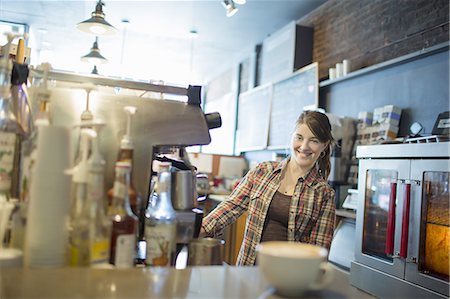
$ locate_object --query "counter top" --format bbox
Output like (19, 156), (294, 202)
(1, 264), (375, 298)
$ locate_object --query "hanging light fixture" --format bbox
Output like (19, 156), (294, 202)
(222, 0), (238, 17)
(81, 37), (108, 65)
(77, 0), (117, 36)
(233, 0), (246, 4)
(91, 65), (99, 74)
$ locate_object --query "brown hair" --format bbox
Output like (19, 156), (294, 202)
(296, 110), (335, 180)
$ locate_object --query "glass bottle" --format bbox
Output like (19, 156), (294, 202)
(107, 106), (140, 217)
(86, 135), (111, 265)
(106, 145), (139, 217)
(108, 161), (138, 268)
(68, 182), (90, 266)
(145, 162), (177, 267)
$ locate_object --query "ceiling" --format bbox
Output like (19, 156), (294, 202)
(0, 0), (326, 86)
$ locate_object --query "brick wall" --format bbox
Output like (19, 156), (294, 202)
(297, 0), (449, 79)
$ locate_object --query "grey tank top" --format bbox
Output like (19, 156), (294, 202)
(260, 191), (292, 242)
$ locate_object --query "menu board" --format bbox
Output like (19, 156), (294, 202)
(236, 84), (272, 153)
(268, 62), (318, 149)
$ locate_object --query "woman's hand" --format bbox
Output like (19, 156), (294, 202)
(198, 227), (207, 238)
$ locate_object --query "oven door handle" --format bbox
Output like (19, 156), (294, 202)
(385, 182), (397, 256)
(400, 183), (411, 259)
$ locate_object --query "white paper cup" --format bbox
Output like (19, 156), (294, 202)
(343, 59), (351, 75)
(335, 63), (343, 78)
(329, 68), (336, 80)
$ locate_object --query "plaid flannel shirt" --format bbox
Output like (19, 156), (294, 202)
(202, 158), (336, 266)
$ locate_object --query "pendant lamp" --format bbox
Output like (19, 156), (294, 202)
(77, 0), (117, 36)
(81, 37), (108, 65)
(91, 65), (99, 74)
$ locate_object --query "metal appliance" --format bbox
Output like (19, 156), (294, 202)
(350, 142), (449, 298)
(28, 69), (221, 264)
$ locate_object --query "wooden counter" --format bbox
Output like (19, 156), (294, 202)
(1, 264), (375, 298)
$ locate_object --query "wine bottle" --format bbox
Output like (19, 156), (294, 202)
(108, 161), (138, 268)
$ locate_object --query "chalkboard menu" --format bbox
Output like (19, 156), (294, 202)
(268, 62), (318, 149)
(236, 84), (272, 153)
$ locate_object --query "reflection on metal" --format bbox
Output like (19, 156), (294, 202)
(27, 83), (210, 201)
(30, 68), (188, 96)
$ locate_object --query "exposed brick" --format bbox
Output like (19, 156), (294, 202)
(297, 0), (449, 79)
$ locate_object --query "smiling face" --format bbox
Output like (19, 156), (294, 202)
(290, 123), (328, 172)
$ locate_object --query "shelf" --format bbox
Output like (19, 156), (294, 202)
(319, 42), (449, 88)
(336, 209), (356, 219)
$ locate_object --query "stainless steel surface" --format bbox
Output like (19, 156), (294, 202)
(174, 210), (197, 244)
(329, 218), (356, 270)
(30, 69), (188, 96)
(187, 238), (225, 266)
(27, 83), (211, 201)
(353, 143), (450, 297)
(406, 160), (450, 295)
(356, 142), (450, 159)
(171, 170), (197, 210)
(1, 264), (376, 299)
(351, 261), (446, 299)
(355, 159), (408, 277)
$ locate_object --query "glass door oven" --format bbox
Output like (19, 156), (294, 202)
(352, 143), (449, 299)
(406, 160), (449, 295)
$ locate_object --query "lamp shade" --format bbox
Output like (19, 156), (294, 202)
(77, 0), (117, 36)
(81, 38), (108, 64)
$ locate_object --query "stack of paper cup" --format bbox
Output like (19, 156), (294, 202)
(343, 59), (351, 75)
(335, 63), (343, 78)
(329, 68), (336, 80)
(24, 125), (72, 268)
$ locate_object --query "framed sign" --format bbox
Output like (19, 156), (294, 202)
(236, 84), (272, 153)
(268, 62), (318, 149)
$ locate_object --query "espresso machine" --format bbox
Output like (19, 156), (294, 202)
(28, 69), (221, 265)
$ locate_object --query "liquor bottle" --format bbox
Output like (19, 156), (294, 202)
(107, 106), (140, 217)
(145, 162), (177, 267)
(108, 161), (138, 268)
(86, 130), (110, 265)
(67, 130), (92, 266)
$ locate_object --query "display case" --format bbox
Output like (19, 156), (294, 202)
(351, 142), (449, 298)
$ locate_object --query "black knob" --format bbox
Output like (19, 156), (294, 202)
(205, 112), (222, 130)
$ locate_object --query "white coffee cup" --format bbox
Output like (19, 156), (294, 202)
(256, 241), (333, 297)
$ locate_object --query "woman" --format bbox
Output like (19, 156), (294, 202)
(201, 110), (336, 266)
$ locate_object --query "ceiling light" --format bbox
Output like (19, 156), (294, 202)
(91, 65), (99, 75)
(189, 29), (198, 38)
(77, 0), (117, 36)
(222, 0), (238, 17)
(81, 37), (108, 65)
(233, 0), (246, 4)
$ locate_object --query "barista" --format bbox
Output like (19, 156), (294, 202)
(200, 110), (336, 266)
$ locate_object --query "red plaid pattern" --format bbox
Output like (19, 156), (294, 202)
(202, 158), (336, 266)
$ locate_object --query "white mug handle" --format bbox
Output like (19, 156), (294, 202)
(309, 262), (334, 290)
